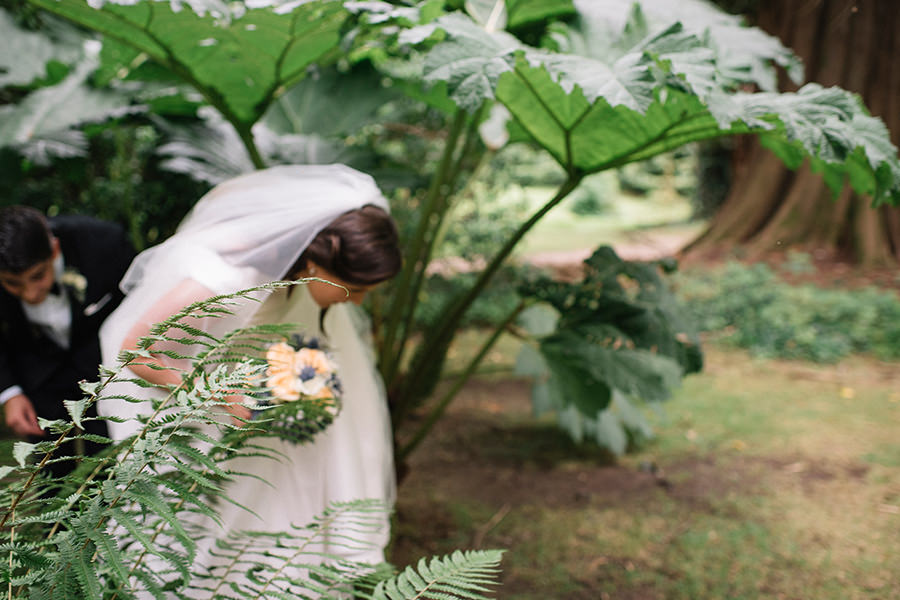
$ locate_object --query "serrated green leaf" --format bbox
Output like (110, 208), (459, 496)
(574, 0), (803, 89)
(542, 341), (612, 414)
(0, 10), (84, 87)
(516, 303), (559, 337)
(422, 13), (521, 111)
(63, 398), (89, 428)
(13, 441), (36, 468)
(506, 0), (574, 29)
(405, 7), (898, 203)
(594, 408), (627, 454)
(29, 0), (350, 129)
(0, 52), (140, 161)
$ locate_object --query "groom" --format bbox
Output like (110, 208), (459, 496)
(0, 205), (135, 476)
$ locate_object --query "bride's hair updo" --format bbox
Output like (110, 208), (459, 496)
(286, 204), (401, 285)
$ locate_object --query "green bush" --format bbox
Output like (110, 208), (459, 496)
(567, 173), (614, 216)
(674, 261), (900, 362)
(416, 265), (536, 330)
(0, 123), (207, 250)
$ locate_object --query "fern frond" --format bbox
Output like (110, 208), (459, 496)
(119, 481), (193, 553)
(0, 280), (505, 598)
(58, 531), (104, 599)
(84, 526), (132, 590)
(373, 550), (504, 600)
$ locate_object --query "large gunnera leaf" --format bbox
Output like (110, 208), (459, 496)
(397, 5), (899, 205)
(28, 0), (349, 129)
(572, 0), (803, 90)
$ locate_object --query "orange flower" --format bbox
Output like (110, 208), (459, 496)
(310, 385), (334, 400)
(296, 347), (333, 375)
(266, 342), (296, 374)
(266, 371), (300, 402)
(264, 340), (337, 403)
(266, 342), (300, 402)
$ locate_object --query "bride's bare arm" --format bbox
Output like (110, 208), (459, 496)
(120, 279), (213, 387)
(119, 279), (253, 421)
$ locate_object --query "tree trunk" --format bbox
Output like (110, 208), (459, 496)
(686, 0), (900, 266)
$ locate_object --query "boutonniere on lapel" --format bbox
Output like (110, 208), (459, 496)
(60, 267), (88, 305)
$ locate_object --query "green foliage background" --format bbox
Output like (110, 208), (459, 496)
(675, 259), (900, 362)
(2, 0), (899, 462)
(0, 124), (206, 250)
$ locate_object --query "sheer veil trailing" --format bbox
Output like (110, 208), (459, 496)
(98, 164), (390, 438)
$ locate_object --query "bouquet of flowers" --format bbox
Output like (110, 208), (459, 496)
(250, 334), (342, 444)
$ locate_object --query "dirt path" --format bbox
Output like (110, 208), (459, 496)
(526, 228), (696, 269)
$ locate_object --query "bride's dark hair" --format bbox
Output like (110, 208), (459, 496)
(286, 204), (401, 285)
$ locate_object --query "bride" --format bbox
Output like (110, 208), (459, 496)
(97, 164), (402, 574)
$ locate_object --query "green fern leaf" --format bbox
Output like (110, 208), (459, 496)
(13, 441), (36, 467)
(62, 398), (89, 428)
(107, 506), (162, 555)
(85, 526), (132, 590)
(373, 549), (503, 600)
(58, 533), (103, 599)
(130, 566), (168, 600)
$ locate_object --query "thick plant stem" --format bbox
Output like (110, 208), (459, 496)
(397, 300), (526, 462)
(393, 173), (584, 425)
(393, 117), (489, 378)
(7, 508), (12, 600)
(380, 110), (468, 385)
(235, 124), (267, 170)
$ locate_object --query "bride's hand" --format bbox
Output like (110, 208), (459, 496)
(223, 395), (253, 426)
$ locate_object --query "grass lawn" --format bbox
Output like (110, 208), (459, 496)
(506, 180), (697, 256)
(392, 341), (900, 599)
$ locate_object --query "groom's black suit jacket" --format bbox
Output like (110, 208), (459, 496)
(0, 215), (135, 427)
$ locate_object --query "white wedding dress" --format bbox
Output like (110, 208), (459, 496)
(200, 283), (395, 566)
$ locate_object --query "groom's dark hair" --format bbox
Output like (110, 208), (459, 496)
(0, 205), (54, 274)
(288, 204), (401, 285)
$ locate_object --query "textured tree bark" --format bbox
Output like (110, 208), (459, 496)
(686, 0), (900, 266)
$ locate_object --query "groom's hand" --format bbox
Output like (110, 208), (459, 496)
(4, 394), (44, 437)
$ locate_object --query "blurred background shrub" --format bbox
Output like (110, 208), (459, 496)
(674, 259), (900, 362)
